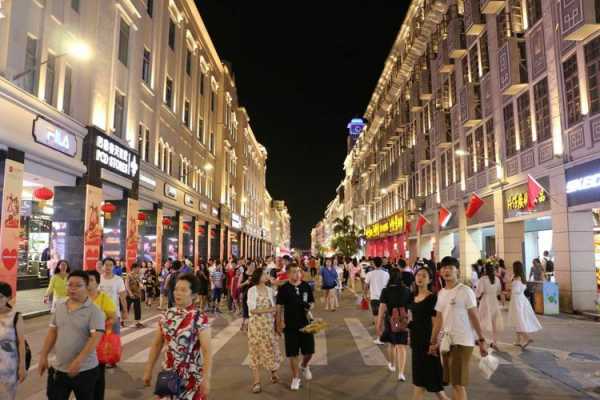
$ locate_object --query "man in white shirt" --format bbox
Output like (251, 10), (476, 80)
(99, 257), (128, 336)
(430, 256), (487, 400)
(364, 257), (389, 345)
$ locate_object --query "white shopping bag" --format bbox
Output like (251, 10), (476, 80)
(478, 354), (500, 380)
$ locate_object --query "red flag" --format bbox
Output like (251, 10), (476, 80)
(404, 220), (412, 235)
(465, 193), (484, 218)
(527, 174), (544, 211)
(439, 206), (452, 227)
(416, 214), (430, 232)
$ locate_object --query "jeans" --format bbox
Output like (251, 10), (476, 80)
(127, 296), (142, 321)
(212, 287), (223, 305)
(50, 366), (99, 400)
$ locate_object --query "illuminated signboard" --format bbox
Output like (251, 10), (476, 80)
(503, 176), (550, 218)
(566, 158), (600, 206)
(365, 212), (405, 239)
(231, 213), (242, 229)
(32, 116), (77, 157)
(506, 190), (547, 211)
(94, 132), (138, 179)
(347, 118), (366, 137)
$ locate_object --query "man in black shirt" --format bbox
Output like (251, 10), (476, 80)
(398, 259), (415, 288)
(276, 264), (315, 391)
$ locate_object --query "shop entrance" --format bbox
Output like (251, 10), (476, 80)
(465, 226), (496, 266)
(522, 216), (553, 279)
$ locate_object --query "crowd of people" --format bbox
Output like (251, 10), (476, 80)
(0, 252), (546, 400)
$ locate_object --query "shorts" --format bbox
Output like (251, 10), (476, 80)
(322, 283), (336, 290)
(284, 330), (315, 358)
(370, 300), (381, 316)
(442, 345), (473, 386)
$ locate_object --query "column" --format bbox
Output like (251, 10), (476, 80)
(551, 170), (597, 312)
(494, 190), (524, 269)
(177, 212), (183, 261)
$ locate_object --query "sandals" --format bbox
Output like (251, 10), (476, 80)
(251, 383), (262, 393)
(271, 372), (280, 384)
(521, 339), (533, 349)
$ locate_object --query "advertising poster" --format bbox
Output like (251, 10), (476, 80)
(83, 185), (103, 270)
(194, 219), (200, 265)
(542, 282), (559, 315)
(125, 198), (139, 272)
(155, 208), (163, 272)
(0, 159), (24, 294)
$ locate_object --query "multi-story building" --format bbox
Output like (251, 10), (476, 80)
(0, 0), (279, 299)
(323, 0), (600, 312)
(270, 199), (291, 255)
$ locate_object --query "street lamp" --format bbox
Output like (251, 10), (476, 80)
(12, 39), (92, 82)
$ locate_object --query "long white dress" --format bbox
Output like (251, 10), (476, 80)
(476, 276), (504, 332)
(508, 280), (542, 333)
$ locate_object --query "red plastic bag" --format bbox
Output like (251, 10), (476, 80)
(360, 298), (369, 311)
(97, 331), (122, 365)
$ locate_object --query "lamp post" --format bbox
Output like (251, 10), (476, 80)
(11, 40), (92, 82)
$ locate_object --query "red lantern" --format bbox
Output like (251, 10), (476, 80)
(162, 217), (172, 226)
(183, 223), (190, 232)
(137, 212), (147, 222)
(101, 202), (117, 220)
(33, 187), (54, 208)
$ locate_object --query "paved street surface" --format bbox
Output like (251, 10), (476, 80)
(15, 288), (50, 316)
(17, 288), (600, 400)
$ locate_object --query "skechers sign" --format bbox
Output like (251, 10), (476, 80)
(565, 158), (600, 206)
(32, 116), (77, 157)
(94, 132), (138, 179)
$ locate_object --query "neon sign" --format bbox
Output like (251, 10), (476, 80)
(566, 173), (600, 194)
(365, 211), (405, 239)
(347, 118), (366, 137)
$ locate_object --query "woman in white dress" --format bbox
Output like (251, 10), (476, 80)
(476, 263), (503, 350)
(508, 261), (542, 349)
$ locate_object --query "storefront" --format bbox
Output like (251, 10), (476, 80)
(465, 194), (495, 265)
(0, 82), (88, 295)
(503, 177), (552, 277)
(230, 212), (242, 259)
(365, 211), (406, 260)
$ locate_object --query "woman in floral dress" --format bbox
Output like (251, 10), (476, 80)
(0, 282), (26, 400)
(247, 268), (280, 393)
(144, 273), (212, 400)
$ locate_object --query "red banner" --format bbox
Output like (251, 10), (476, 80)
(527, 175), (544, 211)
(465, 193), (484, 219)
(0, 159), (24, 295)
(155, 208), (163, 272)
(83, 185), (103, 271)
(125, 198), (139, 271)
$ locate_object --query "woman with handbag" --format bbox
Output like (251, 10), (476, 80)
(144, 273), (212, 399)
(0, 281), (27, 400)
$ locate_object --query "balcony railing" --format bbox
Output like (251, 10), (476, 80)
(498, 37), (528, 95)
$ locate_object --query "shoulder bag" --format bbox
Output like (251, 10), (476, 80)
(154, 310), (201, 397)
(13, 312), (32, 370)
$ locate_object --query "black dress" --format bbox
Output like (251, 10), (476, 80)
(409, 294), (444, 393)
(380, 284), (411, 345)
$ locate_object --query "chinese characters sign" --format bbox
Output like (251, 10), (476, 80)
(365, 211), (405, 239)
(503, 176), (551, 218)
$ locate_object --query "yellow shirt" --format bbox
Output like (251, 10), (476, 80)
(47, 274), (67, 299)
(92, 292), (117, 320)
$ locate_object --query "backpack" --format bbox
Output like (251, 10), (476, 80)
(545, 259), (554, 273)
(389, 306), (409, 333)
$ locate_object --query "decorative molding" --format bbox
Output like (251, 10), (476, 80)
(568, 125), (585, 151)
(529, 24), (546, 80)
(538, 139), (554, 163)
(116, 3), (139, 31)
(590, 115), (600, 144)
(520, 148), (535, 171)
(506, 156), (519, 177)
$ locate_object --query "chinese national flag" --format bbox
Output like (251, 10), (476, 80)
(439, 206), (452, 227)
(416, 214), (430, 232)
(527, 174), (544, 211)
(465, 193), (484, 218)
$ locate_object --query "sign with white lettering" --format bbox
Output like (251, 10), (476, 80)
(164, 184), (177, 199)
(566, 158), (600, 206)
(231, 213), (242, 230)
(94, 132), (138, 179)
(32, 116), (77, 157)
(184, 194), (194, 207)
(212, 207), (219, 217)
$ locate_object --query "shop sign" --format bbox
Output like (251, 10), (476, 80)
(164, 184), (177, 199)
(200, 202), (208, 211)
(140, 173), (156, 189)
(565, 158), (600, 207)
(184, 194), (194, 207)
(365, 211), (405, 239)
(32, 116), (77, 157)
(504, 176), (551, 218)
(94, 133), (138, 179)
(212, 207), (219, 217)
(232, 213), (242, 229)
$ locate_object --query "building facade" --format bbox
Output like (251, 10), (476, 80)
(319, 0), (600, 312)
(270, 199), (291, 256)
(0, 0), (279, 296)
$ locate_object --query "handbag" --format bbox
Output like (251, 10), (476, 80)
(154, 310), (201, 397)
(13, 312), (32, 370)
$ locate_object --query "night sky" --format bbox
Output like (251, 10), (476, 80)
(195, 1), (409, 249)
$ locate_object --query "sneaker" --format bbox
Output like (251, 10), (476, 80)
(387, 362), (395, 372)
(398, 373), (406, 382)
(301, 366), (312, 380)
(373, 338), (385, 345)
(290, 378), (301, 391)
